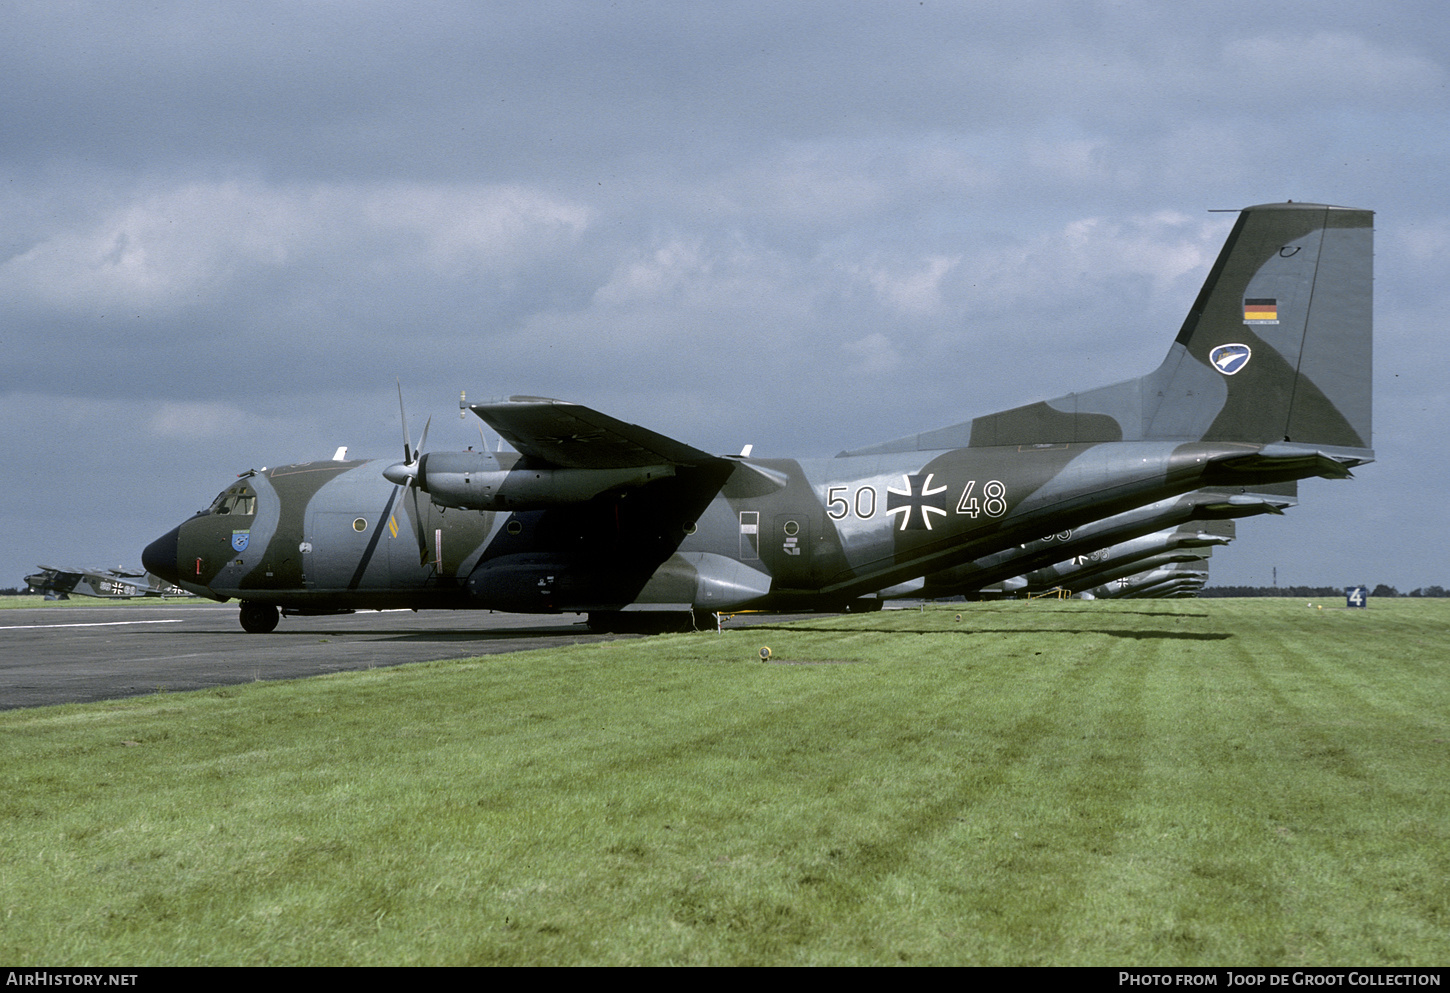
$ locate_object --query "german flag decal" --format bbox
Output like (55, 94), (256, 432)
(1243, 298), (1278, 324)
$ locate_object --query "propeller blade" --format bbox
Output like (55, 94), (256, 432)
(397, 380), (413, 465)
(386, 386), (438, 568)
(386, 385), (434, 487)
(416, 416), (431, 464)
(408, 487), (433, 567)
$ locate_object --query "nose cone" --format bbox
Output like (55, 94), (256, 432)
(142, 526), (181, 584)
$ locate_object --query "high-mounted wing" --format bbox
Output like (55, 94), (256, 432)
(469, 396), (720, 469)
(388, 396), (735, 513)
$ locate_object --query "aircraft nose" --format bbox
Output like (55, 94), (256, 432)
(142, 525), (181, 583)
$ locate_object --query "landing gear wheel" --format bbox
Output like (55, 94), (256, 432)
(585, 611), (620, 633)
(239, 602), (280, 634)
(586, 611), (694, 634)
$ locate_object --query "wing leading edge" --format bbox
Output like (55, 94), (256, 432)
(470, 396), (721, 470)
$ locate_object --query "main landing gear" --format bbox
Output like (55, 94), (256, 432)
(586, 610), (717, 634)
(239, 602), (280, 634)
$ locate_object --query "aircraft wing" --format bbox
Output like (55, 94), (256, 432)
(35, 566), (82, 586)
(469, 396), (720, 470)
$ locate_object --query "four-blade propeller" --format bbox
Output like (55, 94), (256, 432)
(383, 382), (432, 488)
(383, 382), (435, 566)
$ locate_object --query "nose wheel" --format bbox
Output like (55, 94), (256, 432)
(239, 602), (280, 634)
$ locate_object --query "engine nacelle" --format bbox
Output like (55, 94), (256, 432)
(416, 451), (676, 511)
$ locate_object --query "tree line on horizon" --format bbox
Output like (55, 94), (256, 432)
(1199, 584), (1447, 599)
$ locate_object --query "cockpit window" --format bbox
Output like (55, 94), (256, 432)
(207, 485), (257, 517)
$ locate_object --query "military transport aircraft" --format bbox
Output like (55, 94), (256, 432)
(1013, 521), (1228, 597)
(24, 565), (195, 600)
(1088, 562), (1212, 599)
(142, 201), (1373, 632)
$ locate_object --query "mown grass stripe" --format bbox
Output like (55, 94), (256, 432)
(0, 599), (1445, 965)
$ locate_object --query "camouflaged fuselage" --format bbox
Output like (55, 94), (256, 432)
(150, 438), (1322, 615)
(143, 202), (1375, 627)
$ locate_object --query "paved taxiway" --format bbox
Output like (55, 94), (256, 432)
(1, 603), (751, 711)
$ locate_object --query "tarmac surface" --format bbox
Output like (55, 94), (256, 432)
(0, 602), (794, 711)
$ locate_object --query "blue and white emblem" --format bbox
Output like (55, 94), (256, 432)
(1209, 343), (1252, 376)
(231, 530), (250, 552)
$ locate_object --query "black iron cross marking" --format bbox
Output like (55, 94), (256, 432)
(886, 473), (948, 531)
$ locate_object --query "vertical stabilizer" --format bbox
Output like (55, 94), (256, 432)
(970, 202), (1372, 454)
(1146, 202), (1372, 452)
(974, 204), (1368, 458)
(842, 202), (1373, 462)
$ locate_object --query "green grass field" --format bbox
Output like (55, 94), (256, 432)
(2, 599), (1445, 965)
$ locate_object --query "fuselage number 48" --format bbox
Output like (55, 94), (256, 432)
(826, 480), (1008, 521)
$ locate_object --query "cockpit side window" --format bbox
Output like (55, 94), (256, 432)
(207, 484), (257, 517)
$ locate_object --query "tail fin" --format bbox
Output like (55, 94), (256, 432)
(844, 203), (1373, 463)
(970, 202), (1372, 457)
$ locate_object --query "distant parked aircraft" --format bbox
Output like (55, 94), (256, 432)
(24, 565), (196, 600)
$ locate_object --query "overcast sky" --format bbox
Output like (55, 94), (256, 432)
(3, 1), (1446, 593)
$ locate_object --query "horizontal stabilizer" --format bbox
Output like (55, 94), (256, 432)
(1210, 444), (1359, 480)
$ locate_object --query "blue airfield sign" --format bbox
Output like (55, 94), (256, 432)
(1346, 586), (1368, 609)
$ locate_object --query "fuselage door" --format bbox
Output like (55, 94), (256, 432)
(304, 510), (378, 590)
(774, 514), (811, 577)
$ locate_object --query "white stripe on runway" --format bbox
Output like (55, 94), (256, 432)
(0, 620), (185, 631)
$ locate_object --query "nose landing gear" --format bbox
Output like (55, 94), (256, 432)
(239, 602), (280, 634)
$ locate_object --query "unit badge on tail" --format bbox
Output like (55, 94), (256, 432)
(1209, 343), (1252, 376)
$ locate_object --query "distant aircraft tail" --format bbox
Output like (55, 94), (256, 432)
(844, 202), (1374, 465)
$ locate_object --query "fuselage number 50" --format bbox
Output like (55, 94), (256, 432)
(826, 480), (1007, 521)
